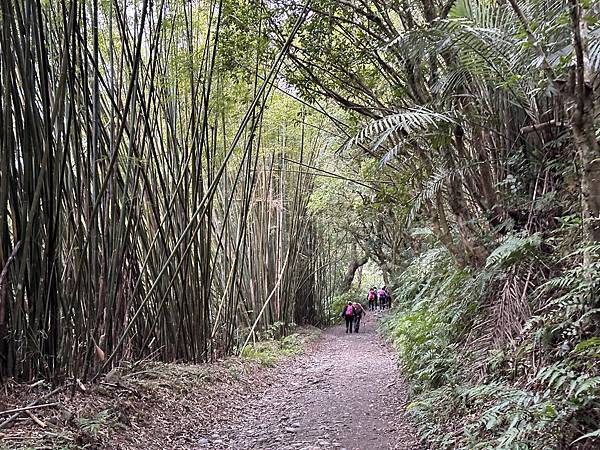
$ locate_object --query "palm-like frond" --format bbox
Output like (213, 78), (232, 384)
(431, 69), (472, 97)
(586, 28), (600, 71)
(387, 0), (536, 110)
(345, 108), (453, 161)
(406, 167), (449, 227)
(350, 108), (453, 144)
(436, 18), (521, 81)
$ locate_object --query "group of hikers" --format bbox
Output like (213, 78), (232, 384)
(340, 286), (392, 334)
(367, 286), (392, 311)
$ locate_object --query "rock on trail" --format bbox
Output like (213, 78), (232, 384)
(199, 314), (421, 450)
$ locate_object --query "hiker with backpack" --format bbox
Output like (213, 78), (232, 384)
(341, 301), (355, 333)
(352, 301), (367, 333)
(377, 287), (388, 310)
(367, 287), (376, 311)
(384, 286), (393, 309)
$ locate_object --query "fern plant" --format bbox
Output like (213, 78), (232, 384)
(485, 233), (542, 269)
(382, 234), (600, 449)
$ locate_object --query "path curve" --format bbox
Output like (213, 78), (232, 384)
(204, 313), (422, 450)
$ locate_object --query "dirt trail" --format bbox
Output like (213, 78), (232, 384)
(203, 313), (421, 450)
(0, 314), (420, 450)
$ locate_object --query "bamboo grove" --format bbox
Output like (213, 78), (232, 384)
(0, 0), (343, 382)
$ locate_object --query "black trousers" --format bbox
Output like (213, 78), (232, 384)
(345, 316), (353, 333)
(354, 315), (362, 333)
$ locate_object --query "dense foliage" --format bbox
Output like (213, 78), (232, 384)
(382, 243), (600, 448)
(1, 0), (599, 447)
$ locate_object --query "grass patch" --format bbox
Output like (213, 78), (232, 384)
(241, 330), (316, 367)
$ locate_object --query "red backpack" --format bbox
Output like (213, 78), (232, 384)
(345, 305), (353, 316)
(368, 291), (375, 301)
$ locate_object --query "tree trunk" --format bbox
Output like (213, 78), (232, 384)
(382, 269), (390, 286)
(428, 192), (467, 268)
(572, 90), (600, 244)
(569, 0), (600, 266)
(339, 247), (369, 293)
(445, 126), (489, 267)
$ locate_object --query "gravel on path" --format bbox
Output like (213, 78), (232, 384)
(201, 313), (422, 450)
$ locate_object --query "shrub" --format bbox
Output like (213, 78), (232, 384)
(380, 243), (600, 449)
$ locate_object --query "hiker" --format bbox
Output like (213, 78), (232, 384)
(377, 287), (388, 310)
(352, 301), (367, 333)
(367, 287), (376, 311)
(341, 301), (354, 333)
(384, 286), (392, 309)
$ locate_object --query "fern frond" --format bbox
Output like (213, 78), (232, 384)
(346, 107), (453, 151)
(485, 233), (542, 269)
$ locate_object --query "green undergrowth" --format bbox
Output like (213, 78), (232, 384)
(241, 327), (321, 367)
(381, 240), (600, 449)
